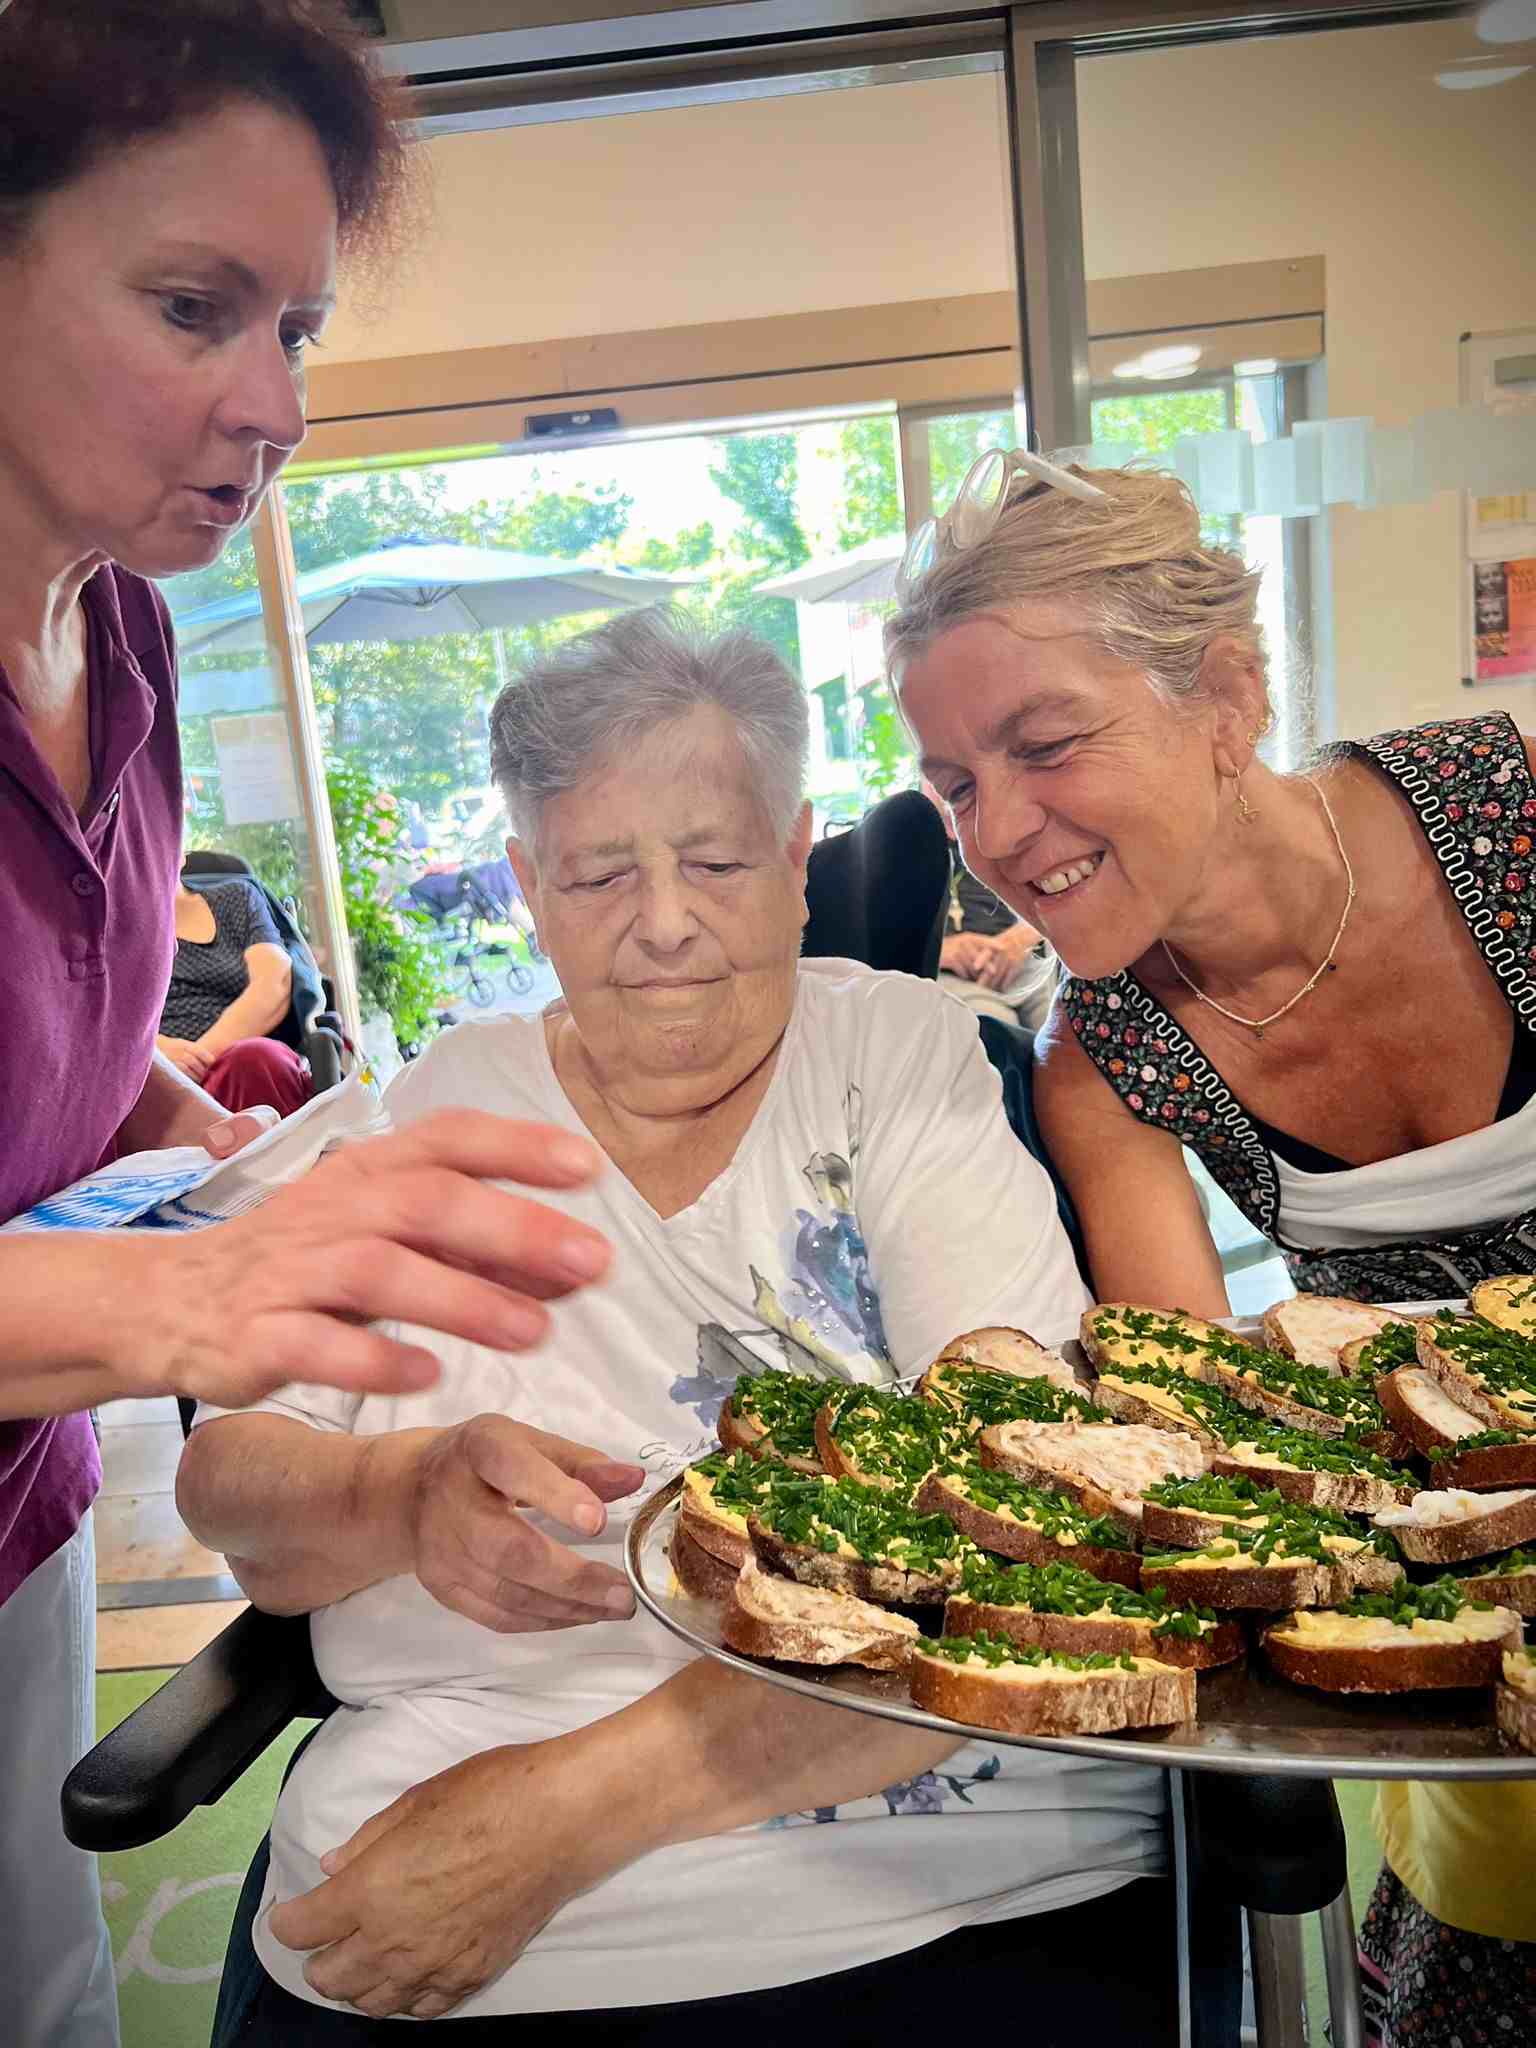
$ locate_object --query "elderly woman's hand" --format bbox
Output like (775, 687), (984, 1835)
(407, 1414), (643, 1630)
(267, 1737), (629, 2021)
(123, 1110), (614, 1409)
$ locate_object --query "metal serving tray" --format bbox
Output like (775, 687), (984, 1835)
(625, 1305), (1536, 1782)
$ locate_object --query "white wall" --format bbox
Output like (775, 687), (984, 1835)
(1076, 15), (1536, 741)
(326, 71), (1012, 360)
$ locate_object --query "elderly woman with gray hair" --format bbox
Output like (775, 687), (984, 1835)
(179, 607), (1179, 2044)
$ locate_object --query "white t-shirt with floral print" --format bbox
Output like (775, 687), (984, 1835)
(217, 961), (1166, 2016)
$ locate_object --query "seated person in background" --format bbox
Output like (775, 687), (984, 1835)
(158, 876), (311, 1116)
(178, 608), (1174, 2045)
(925, 779), (1056, 1033)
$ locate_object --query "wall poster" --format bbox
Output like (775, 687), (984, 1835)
(1463, 330), (1536, 690)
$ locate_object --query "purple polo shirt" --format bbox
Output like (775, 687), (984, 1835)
(0, 565), (182, 1607)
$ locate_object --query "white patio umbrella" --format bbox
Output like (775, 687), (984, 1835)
(753, 540), (903, 608)
(171, 537), (698, 656)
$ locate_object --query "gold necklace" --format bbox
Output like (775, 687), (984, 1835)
(1161, 782), (1356, 1041)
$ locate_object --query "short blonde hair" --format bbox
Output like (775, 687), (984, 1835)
(884, 460), (1267, 710)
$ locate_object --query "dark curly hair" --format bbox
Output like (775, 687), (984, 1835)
(0, 0), (411, 265)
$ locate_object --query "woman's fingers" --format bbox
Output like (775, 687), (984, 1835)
(321, 1165), (612, 1301)
(216, 1311), (443, 1404)
(313, 1243), (551, 1355)
(344, 1111), (602, 1192)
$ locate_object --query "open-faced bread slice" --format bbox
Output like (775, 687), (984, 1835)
(1139, 1542), (1328, 1611)
(1090, 1362), (1248, 1447)
(1373, 1487), (1536, 1564)
(1262, 1581), (1522, 1693)
(915, 1468), (1142, 1588)
(670, 1522), (745, 1602)
(678, 1463), (756, 1568)
(943, 1557), (1242, 1671)
(1469, 1276), (1536, 1342)
(1428, 1432), (1536, 1491)
(1416, 1315), (1536, 1433)
(744, 1475), (964, 1606)
(1338, 1320), (1423, 1380)
(919, 1361), (1097, 1432)
(1376, 1367), (1488, 1457)
(1497, 1647), (1536, 1751)
(814, 1386), (955, 1495)
(1262, 1298), (1407, 1375)
(909, 1630), (1196, 1735)
(718, 1368), (825, 1473)
(1084, 1304), (1397, 1447)
(921, 1327), (1080, 1403)
(1451, 1547), (1536, 1618)
(1138, 1474), (1402, 1601)
(979, 1416), (1207, 1535)
(1080, 1303), (1234, 1376)
(721, 1559), (920, 1670)
(1209, 1427), (1412, 1516)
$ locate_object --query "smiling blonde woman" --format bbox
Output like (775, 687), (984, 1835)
(890, 449), (1536, 2046)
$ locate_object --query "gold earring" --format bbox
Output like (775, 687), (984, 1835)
(1229, 765), (1257, 823)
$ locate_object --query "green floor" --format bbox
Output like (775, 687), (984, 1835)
(98, 1669), (315, 2048)
(97, 1670), (1383, 2046)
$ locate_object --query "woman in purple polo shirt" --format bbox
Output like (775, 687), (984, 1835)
(0, 8), (639, 2042)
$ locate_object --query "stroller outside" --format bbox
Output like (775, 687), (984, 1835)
(401, 858), (538, 1011)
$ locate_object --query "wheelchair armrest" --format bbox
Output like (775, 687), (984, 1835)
(62, 1607), (335, 1853)
(301, 1022), (346, 1094)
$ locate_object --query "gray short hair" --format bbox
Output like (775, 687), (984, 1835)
(489, 607), (809, 851)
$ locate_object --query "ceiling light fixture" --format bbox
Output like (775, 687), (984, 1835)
(1112, 343), (1203, 381)
(1434, 62), (1532, 86)
(1234, 358), (1279, 376)
(1477, 0), (1536, 44)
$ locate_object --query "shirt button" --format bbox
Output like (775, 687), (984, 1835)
(104, 790), (121, 820)
(66, 935), (90, 961)
(71, 872), (96, 897)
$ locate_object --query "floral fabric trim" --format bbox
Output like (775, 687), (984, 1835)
(1059, 712), (1536, 1266)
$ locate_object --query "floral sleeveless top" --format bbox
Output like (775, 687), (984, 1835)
(1059, 713), (1536, 1302)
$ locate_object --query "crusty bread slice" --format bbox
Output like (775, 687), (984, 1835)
(1497, 1680), (1536, 1752)
(978, 1417), (1207, 1534)
(1318, 1547), (1402, 1604)
(1139, 1551), (1326, 1611)
(1209, 1448), (1407, 1517)
(1431, 1439), (1536, 1490)
(1376, 1367), (1487, 1457)
(1415, 1320), (1536, 1433)
(1090, 1374), (1225, 1446)
(1263, 1606), (1521, 1694)
(720, 1560), (920, 1670)
(1140, 1499), (1268, 1550)
(814, 1407), (894, 1488)
(678, 1467), (755, 1568)
(1262, 1298), (1405, 1375)
(717, 1400), (822, 1474)
(1454, 1556), (1536, 1618)
(1497, 1651), (1536, 1749)
(746, 1515), (960, 1606)
(1079, 1303), (1234, 1375)
(1470, 1276), (1536, 1341)
(1375, 1488), (1536, 1565)
(914, 1471), (1142, 1588)
(922, 1327), (1079, 1402)
(942, 1595), (1243, 1672)
(910, 1641), (1195, 1735)
(671, 1523), (744, 1602)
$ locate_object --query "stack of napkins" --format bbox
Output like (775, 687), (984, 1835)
(2, 1073), (389, 1235)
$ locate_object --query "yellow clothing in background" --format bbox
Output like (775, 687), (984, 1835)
(1376, 1780), (1536, 1943)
